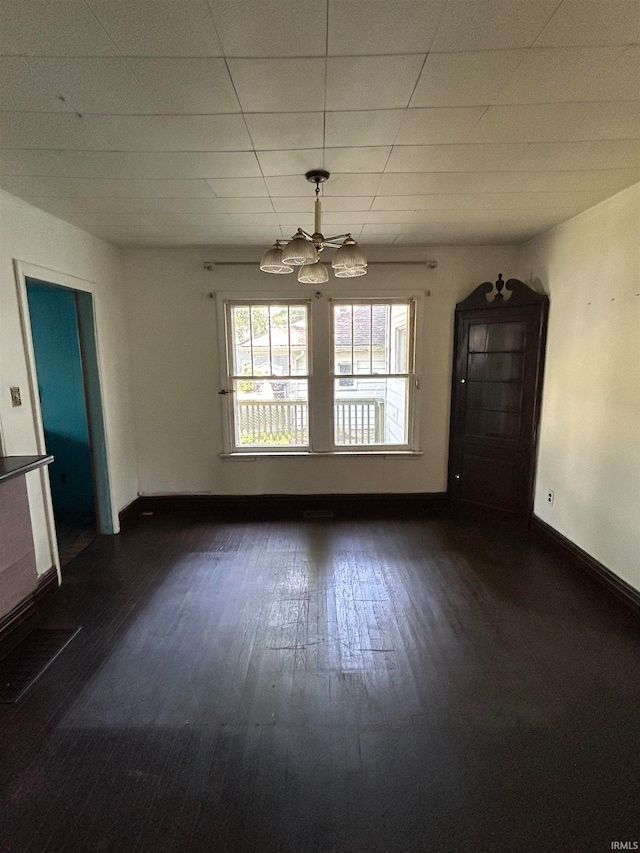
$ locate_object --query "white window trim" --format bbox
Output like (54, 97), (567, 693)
(216, 289), (424, 457)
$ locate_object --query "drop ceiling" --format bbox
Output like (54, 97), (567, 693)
(0, 0), (638, 247)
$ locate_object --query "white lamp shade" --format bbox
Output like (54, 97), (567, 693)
(282, 235), (319, 266)
(332, 239), (367, 270)
(298, 262), (328, 284)
(334, 264), (367, 278)
(260, 246), (293, 274)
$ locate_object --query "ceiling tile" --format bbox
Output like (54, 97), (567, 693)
(321, 174), (383, 196)
(325, 147), (391, 173)
(406, 191), (609, 212)
(20, 196), (133, 214)
(185, 152), (262, 178)
(408, 208), (587, 225)
(535, 0), (640, 47)
(115, 152), (207, 179)
(86, 0), (223, 56)
(325, 111), (405, 147)
(326, 56), (426, 111)
(430, 0), (561, 51)
(256, 149), (324, 177)
(129, 214), (223, 232)
(25, 58), (158, 114)
(0, 175), (163, 197)
(84, 116), (183, 150)
(206, 177), (270, 196)
(378, 171), (635, 195)
(149, 179), (216, 197)
(0, 150), (71, 176)
(396, 223), (538, 244)
(229, 213), (283, 227)
(271, 196), (373, 212)
(0, 0), (118, 56)
(385, 141), (640, 173)
(208, 0), (327, 57)
(125, 59), (240, 114)
(0, 113), (108, 149)
(266, 173), (381, 197)
(363, 209), (414, 223)
(168, 197), (274, 213)
(360, 223), (402, 235)
(0, 58), (73, 112)
(106, 197), (184, 213)
(227, 59), (326, 113)
(265, 175), (320, 196)
(410, 51), (524, 107)
(162, 115), (252, 151)
(468, 102), (640, 143)
(244, 113), (325, 151)
(49, 151), (157, 178)
(328, 0), (447, 55)
(495, 47), (638, 104)
(395, 107), (487, 144)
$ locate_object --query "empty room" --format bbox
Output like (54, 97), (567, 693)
(0, 1), (639, 851)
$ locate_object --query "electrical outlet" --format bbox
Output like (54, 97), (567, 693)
(10, 387), (21, 407)
(547, 490), (555, 506)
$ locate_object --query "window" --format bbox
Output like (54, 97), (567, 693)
(223, 298), (416, 453)
(333, 302), (413, 447)
(227, 302), (309, 448)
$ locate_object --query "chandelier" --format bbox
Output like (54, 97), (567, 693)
(259, 170), (367, 283)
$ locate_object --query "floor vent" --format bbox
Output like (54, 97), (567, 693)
(303, 509), (335, 519)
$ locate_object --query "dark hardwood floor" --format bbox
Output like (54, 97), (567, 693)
(1, 506), (639, 853)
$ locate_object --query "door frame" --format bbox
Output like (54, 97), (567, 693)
(14, 260), (117, 555)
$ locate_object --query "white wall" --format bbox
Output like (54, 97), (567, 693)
(123, 243), (517, 497)
(518, 184), (640, 592)
(0, 191), (138, 573)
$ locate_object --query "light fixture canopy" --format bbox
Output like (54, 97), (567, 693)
(260, 242), (293, 274)
(259, 171), (367, 282)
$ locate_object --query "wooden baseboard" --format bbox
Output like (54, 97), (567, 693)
(118, 496), (142, 527)
(136, 492), (448, 520)
(0, 567), (59, 654)
(530, 515), (640, 614)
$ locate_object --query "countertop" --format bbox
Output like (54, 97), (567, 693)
(0, 455), (54, 483)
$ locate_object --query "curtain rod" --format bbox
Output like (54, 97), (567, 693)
(204, 260), (437, 269)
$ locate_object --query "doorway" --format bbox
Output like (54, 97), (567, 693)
(25, 277), (113, 561)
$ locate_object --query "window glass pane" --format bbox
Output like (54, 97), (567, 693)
(466, 380), (522, 412)
(467, 352), (523, 382)
(468, 322), (525, 353)
(233, 379), (308, 447)
(465, 409), (520, 440)
(334, 378), (408, 446)
(333, 302), (410, 376)
(231, 303), (308, 377)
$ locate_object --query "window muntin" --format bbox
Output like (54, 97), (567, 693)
(332, 301), (413, 447)
(227, 302), (309, 449)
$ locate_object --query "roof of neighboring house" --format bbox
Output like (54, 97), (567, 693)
(334, 305), (387, 346)
(240, 306), (388, 349)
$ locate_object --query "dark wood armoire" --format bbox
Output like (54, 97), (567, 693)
(448, 274), (549, 522)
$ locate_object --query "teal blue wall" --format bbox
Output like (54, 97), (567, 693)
(26, 280), (95, 513)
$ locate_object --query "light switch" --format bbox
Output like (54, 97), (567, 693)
(10, 387), (22, 407)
